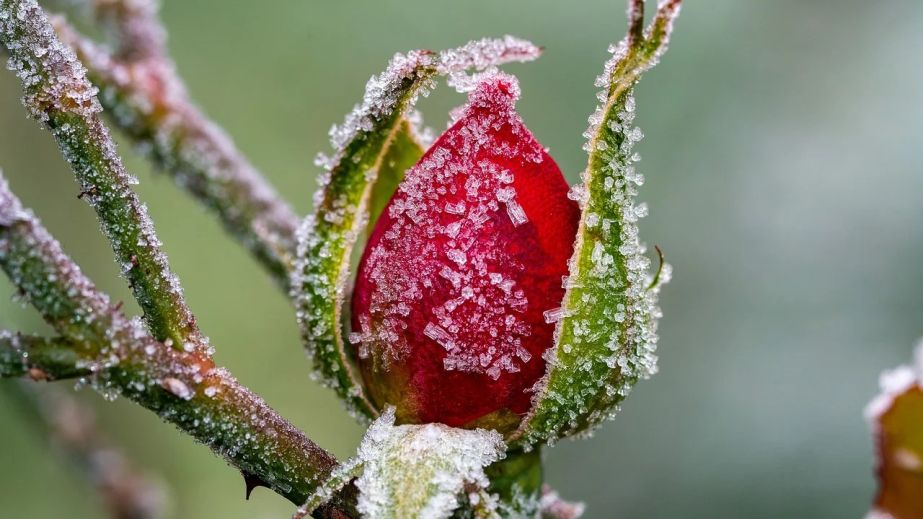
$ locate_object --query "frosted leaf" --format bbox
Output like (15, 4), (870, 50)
(866, 339), (923, 518)
(866, 339), (923, 424)
(355, 408), (505, 519)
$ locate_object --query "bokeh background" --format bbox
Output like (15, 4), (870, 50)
(2, 0), (922, 517)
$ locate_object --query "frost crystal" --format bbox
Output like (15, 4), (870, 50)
(355, 408), (505, 519)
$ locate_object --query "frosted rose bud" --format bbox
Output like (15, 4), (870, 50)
(351, 73), (580, 431)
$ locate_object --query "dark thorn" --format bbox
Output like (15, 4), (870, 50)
(242, 472), (269, 500)
(76, 186), (98, 200)
(27, 368), (49, 382)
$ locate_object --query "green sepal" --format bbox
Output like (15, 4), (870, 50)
(512, 1), (682, 448)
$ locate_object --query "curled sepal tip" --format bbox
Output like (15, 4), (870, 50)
(293, 36), (542, 420)
(511, 0), (681, 448)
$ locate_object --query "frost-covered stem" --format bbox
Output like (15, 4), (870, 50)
(0, 333), (95, 379)
(0, 0), (206, 353)
(5, 382), (166, 519)
(51, 3), (300, 286)
(0, 177), (344, 508)
(85, 0), (164, 60)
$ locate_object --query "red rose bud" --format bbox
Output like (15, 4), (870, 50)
(351, 72), (580, 430)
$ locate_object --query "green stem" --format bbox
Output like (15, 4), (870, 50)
(52, 15), (300, 287)
(0, 333), (93, 380)
(486, 448), (543, 505)
(0, 0), (204, 353)
(0, 174), (342, 507)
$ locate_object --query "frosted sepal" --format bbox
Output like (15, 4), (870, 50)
(866, 340), (923, 518)
(511, 0), (682, 448)
(355, 408), (506, 519)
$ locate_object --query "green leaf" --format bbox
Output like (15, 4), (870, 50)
(512, 0), (682, 448)
(294, 37), (542, 419)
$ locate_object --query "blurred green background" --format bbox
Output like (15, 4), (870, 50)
(2, 0), (922, 517)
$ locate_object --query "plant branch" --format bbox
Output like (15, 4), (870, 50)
(0, 332), (94, 380)
(4, 382), (167, 519)
(50, 0), (300, 287)
(0, 174), (342, 507)
(1, 0), (207, 353)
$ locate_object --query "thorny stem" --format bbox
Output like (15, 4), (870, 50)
(0, 175), (343, 508)
(0, 0), (206, 354)
(4, 382), (166, 519)
(51, 0), (301, 287)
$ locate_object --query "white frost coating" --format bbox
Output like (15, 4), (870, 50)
(355, 408), (505, 519)
(864, 339), (923, 425)
(1, 1), (209, 355)
(161, 377), (193, 400)
(0, 2), (101, 122)
(438, 35), (541, 93)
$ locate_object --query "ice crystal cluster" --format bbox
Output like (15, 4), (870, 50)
(354, 408), (505, 519)
(0, 1), (100, 121)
